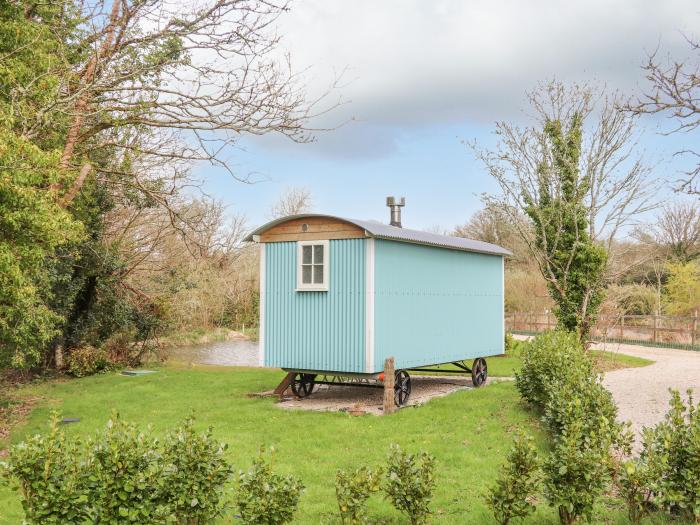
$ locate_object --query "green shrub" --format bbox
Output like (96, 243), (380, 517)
(542, 374), (621, 444)
(89, 414), (172, 524)
(2, 412), (235, 525)
(486, 431), (540, 525)
(504, 331), (515, 354)
(517, 331), (629, 525)
(234, 449), (304, 525)
(617, 457), (656, 525)
(641, 389), (700, 522)
(0, 412), (92, 524)
(515, 331), (593, 410)
(68, 344), (112, 377)
(335, 466), (383, 524)
(542, 414), (615, 525)
(160, 416), (234, 524)
(383, 444), (436, 525)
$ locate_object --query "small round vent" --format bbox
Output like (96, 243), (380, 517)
(301, 223), (309, 232)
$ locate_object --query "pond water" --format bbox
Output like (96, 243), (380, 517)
(167, 339), (260, 367)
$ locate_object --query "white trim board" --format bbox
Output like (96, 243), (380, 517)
(501, 255), (505, 355)
(258, 243), (266, 367)
(365, 238), (375, 373)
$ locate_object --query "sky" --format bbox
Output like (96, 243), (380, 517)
(195, 0), (700, 232)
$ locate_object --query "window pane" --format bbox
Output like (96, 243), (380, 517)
(313, 264), (324, 284)
(302, 265), (312, 284)
(302, 245), (312, 264)
(314, 244), (324, 264)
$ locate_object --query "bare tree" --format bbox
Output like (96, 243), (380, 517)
(631, 37), (700, 194)
(654, 201), (700, 261)
(470, 81), (658, 339)
(454, 205), (530, 265)
(104, 197), (258, 331)
(634, 200), (700, 262)
(11, 0), (337, 210)
(268, 186), (313, 218)
(471, 81), (658, 274)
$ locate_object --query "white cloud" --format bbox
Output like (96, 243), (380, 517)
(280, 0), (699, 121)
(256, 0), (700, 157)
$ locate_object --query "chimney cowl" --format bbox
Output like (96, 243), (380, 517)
(386, 196), (405, 228)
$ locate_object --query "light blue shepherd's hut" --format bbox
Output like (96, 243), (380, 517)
(246, 197), (510, 405)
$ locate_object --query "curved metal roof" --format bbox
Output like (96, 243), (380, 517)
(246, 214), (511, 256)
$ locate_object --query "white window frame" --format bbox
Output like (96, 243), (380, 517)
(296, 240), (330, 291)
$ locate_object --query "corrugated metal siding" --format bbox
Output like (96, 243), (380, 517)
(373, 239), (504, 372)
(264, 239), (366, 372)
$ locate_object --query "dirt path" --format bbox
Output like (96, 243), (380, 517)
(596, 341), (700, 437)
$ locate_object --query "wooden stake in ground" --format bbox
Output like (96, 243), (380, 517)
(273, 372), (294, 398)
(383, 357), (396, 415)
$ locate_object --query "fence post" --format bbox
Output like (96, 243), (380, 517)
(652, 314), (658, 343)
(547, 312), (552, 330)
(693, 310), (698, 347)
(619, 315), (624, 340)
(383, 357), (396, 415)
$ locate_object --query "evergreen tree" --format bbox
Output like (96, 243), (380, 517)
(524, 114), (607, 342)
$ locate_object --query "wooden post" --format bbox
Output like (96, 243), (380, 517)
(692, 310), (698, 347)
(652, 314), (658, 343)
(383, 357), (396, 415)
(619, 315), (625, 340)
(273, 372), (294, 398)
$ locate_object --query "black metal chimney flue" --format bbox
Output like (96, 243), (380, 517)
(386, 196), (405, 228)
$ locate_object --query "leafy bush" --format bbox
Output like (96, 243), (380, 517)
(67, 344), (113, 377)
(89, 415), (172, 524)
(617, 457), (656, 525)
(335, 466), (383, 524)
(486, 431), (540, 525)
(515, 330), (630, 525)
(160, 416), (234, 524)
(542, 413), (616, 525)
(641, 389), (700, 521)
(0, 412), (92, 524)
(234, 449), (304, 525)
(1, 413), (235, 525)
(515, 331), (593, 410)
(383, 444), (436, 525)
(542, 373), (621, 443)
(504, 331), (515, 354)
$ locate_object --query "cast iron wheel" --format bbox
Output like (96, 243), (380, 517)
(290, 373), (316, 398)
(394, 370), (411, 406)
(471, 358), (488, 387)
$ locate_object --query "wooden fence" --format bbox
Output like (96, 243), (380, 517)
(506, 311), (700, 350)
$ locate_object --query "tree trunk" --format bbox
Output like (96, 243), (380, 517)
(51, 0), (122, 205)
(558, 506), (576, 525)
(54, 341), (65, 370)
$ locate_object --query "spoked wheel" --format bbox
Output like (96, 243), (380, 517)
(471, 358), (488, 387)
(290, 373), (316, 398)
(394, 370), (412, 407)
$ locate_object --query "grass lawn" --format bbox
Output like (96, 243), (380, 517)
(420, 348), (653, 378)
(590, 350), (653, 372)
(0, 359), (661, 525)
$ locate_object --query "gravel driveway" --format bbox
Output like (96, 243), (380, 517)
(596, 341), (700, 437)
